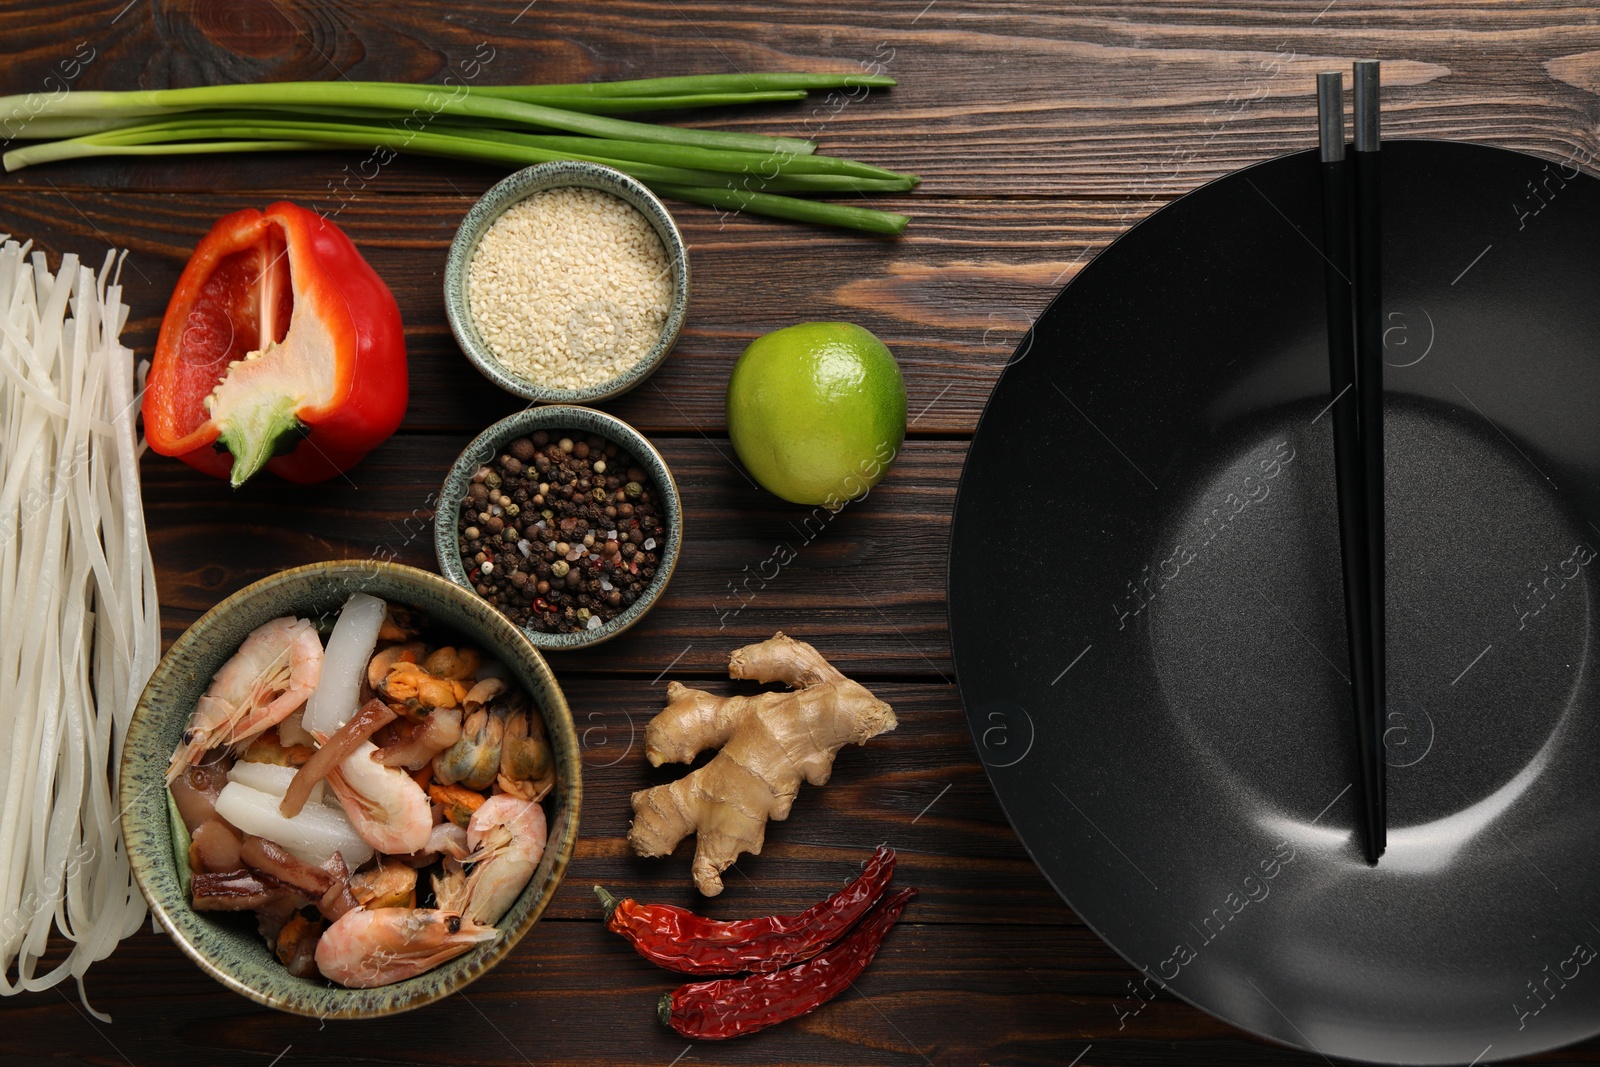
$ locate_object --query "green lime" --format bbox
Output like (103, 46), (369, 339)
(726, 322), (907, 506)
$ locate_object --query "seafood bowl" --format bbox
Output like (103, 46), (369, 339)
(120, 561), (581, 1018)
(434, 404), (683, 651)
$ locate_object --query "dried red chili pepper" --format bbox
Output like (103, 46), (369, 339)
(597, 845), (895, 975)
(658, 885), (916, 1040)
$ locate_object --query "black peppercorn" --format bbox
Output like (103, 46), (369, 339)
(459, 428), (667, 635)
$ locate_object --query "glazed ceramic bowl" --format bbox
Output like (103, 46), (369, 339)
(120, 561), (581, 1018)
(435, 405), (682, 651)
(444, 160), (690, 403)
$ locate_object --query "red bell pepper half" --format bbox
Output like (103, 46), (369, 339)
(143, 201), (406, 487)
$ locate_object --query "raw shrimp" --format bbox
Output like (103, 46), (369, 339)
(403, 821), (468, 871)
(314, 907), (499, 988)
(324, 740), (433, 855)
(168, 617), (323, 782)
(429, 821), (470, 861)
(418, 822), (469, 864)
(455, 795), (547, 927)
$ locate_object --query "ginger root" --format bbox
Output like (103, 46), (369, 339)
(627, 632), (896, 896)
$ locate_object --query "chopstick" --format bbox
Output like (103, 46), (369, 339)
(1316, 70), (1383, 865)
(1352, 59), (1386, 856)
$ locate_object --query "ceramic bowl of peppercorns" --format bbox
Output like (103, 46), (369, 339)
(435, 405), (682, 650)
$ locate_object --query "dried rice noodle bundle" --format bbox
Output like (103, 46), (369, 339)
(0, 237), (158, 1019)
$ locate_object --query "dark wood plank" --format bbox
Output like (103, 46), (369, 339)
(0, 190), (1115, 436)
(0, 921), (1317, 1067)
(12, 919), (1600, 1065)
(7, 0), (1600, 200)
(141, 433), (960, 677)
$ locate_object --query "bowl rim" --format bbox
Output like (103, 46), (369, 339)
(433, 404), (683, 651)
(443, 160), (691, 403)
(120, 560), (582, 1018)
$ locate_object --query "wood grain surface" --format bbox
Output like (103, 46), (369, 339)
(4, 0), (1600, 1064)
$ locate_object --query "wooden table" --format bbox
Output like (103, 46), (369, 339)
(5, 2), (1600, 1063)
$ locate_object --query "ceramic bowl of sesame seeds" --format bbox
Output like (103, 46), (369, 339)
(435, 404), (682, 651)
(444, 161), (690, 403)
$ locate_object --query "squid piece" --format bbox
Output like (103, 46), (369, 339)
(240, 834), (336, 898)
(170, 759), (234, 832)
(188, 819), (244, 874)
(281, 699), (396, 818)
(213, 781), (374, 870)
(191, 870), (302, 912)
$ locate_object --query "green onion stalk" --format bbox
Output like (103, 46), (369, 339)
(0, 74), (911, 233)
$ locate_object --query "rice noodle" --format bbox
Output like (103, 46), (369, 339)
(0, 237), (159, 1019)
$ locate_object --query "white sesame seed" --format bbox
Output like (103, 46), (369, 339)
(466, 186), (675, 390)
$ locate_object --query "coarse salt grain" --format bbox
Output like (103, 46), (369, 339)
(467, 185), (674, 390)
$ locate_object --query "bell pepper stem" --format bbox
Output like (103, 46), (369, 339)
(215, 396), (306, 488)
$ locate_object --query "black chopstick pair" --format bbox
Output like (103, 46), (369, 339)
(1317, 61), (1386, 865)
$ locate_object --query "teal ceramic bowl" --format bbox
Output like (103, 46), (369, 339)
(435, 405), (682, 651)
(120, 561), (581, 1018)
(443, 160), (690, 403)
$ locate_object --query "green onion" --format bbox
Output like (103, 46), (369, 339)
(0, 73), (912, 233)
(0, 83), (816, 155)
(653, 182), (910, 236)
(456, 130), (910, 181)
(8, 119), (915, 197)
(375, 89), (813, 114)
(26, 119), (914, 195)
(9, 111), (911, 182)
(456, 72), (898, 98)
